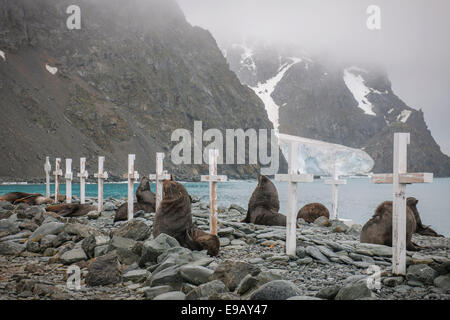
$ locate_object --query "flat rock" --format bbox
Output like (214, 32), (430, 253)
(111, 219), (151, 241)
(122, 269), (150, 283)
(335, 280), (373, 300)
(0, 240), (25, 255)
(153, 291), (186, 300)
(180, 265), (214, 285)
(86, 251), (121, 286)
(406, 264), (438, 285)
(249, 280), (301, 300)
(29, 222), (64, 242)
(211, 260), (261, 291)
(60, 248), (88, 265)
(186, 280), (227, 300)
(305, 246), (330, 263)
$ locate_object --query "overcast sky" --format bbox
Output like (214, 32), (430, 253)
(177, 0), (450, 156)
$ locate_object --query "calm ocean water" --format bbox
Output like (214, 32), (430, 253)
(1, 178), (449, 236)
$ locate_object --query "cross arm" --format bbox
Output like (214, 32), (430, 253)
(325, 179), (347, 185)
(275, 173), (314, 183)
(201, 175), (228, 182)
(371, 172), (433, 184)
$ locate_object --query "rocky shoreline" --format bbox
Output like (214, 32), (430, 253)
(0, 197), (449, 300)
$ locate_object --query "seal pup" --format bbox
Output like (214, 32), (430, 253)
(46, 204), (96, 217)
(0, 192), (43, 203)
(153, 179), (220, 256)
(360, 201), (420, 251)
(113, 176), (156, 222)
(242, 174), (287, 227)
(407, 197), (443, 237)
(297, 203), (330, 223)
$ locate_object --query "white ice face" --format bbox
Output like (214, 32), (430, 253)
(279, 134), (374, 177)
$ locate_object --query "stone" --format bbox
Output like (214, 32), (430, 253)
(313, 216), (329, 227)
(153, 291), (186, 300)
(109, 236), (140, 265)
(87, 211), (100, 220)
(217, 227), (234, 237)
(346, 224), (362, 236)
(94, 245), (109, 257)
(64, 223), (101, 238)
(433, 274), (450, 291)
(103, 202), (116, 211)
(406, 264), (438, 285)
(211, 260), (261, 291)
(219, 237), (230, 246)
(411, 253), (434, 265)
(0, 241), (25, 255)
(29, 222), (65, 242)
(330, 220), (349, 233)
(316, 286), (341, 300)
(148, 265), (183, 289)
(249, 280), (301, 300)
(230, 239), (246, 246)
(317, 245), (338, 259)
(186, 280), (227, 300)
(122, 269), (150, 283)
(236, 274), (259, 295)
(0, 219), (20, 236)
(297, 257), (313, 265)
(60, 248), (88, 265)
(382, 277), (404, 287)
(86, 251), (121, 286)
(229, 204), (246, 215)
(335, 280), (373, 300)
(180, 265), (214, 285)
(111, 219), (151, 241)
(356, 243), (392, 257)
(305, 246), (330, 263)
(287, 296), (323, 300)
(139, 233), (180, 267)
(144, 285), (173, 299)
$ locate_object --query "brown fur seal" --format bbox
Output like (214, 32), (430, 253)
(113, 177), (156, 222)
(153, 179), (220, 256)
(407, 197), (443, 237)
(13, 194), (54, 205)
(242, 174), (287, 227)
(0, 192), (43, 203)
(360, 201), (420, 251)
(46, 204), (96, 217)
(297, 203), (330, 223)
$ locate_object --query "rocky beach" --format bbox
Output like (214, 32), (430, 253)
(0, 196), (449, 300)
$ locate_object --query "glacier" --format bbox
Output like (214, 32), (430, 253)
(278, 133), (375, 176)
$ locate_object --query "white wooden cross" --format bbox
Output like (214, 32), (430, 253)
(371, 132), (433, 275)
(65, 158), (73, 204)
(94, 156), (108, 212)
(275, 134), (314, 256)
(53, 158), (63, 203)
(44, 157), (51, 199)
(324, 163), (347, 220)
(201, 149), (227, 236)
(125, 154), (139, 221)
(149, 153), (171, 211)
(77, 157), (88, 204)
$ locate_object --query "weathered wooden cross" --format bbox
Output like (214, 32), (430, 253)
(44, 156), (51, 199)
(324, 164), (347, 220)
(125, 154), (139, 221)
(371, 132), (433, 275)
(201, 149), (227, 236)
(275, 134), (314, 256)
(94, 156), (108, 212)
(149, 153), (171, 211)
(53, 158), (63, 203)
(77, 157), (88, 204)
(65, 158), (73, 204)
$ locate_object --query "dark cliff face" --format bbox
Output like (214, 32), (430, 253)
(225, 43), (450, 177)
(0, 0), (277, 181)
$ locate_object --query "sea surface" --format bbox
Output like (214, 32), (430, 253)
(1, 178), (449, 237)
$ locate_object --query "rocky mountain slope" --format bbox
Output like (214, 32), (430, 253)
(224, 42), (450, 177)
(0, 0), (278, 182)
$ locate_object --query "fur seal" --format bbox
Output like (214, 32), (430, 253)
(297, 203), (330, 223)
(153, 179), (220, 256)
(0, 192), (44, 204)
(242, 174), (287, 227)
(360, 200), (420, 251)
(407, 197), (443, 237)
(13, 194), (54, 205)
(46, 204), (96, 217)
(113, 176), (156, 222)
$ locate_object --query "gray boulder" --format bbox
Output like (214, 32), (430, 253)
(0, 241), (25, 255)
(86, 251), (121, 286)
(211, 260), (261, 291)
(111, 219), (151, 241)
(335, 280), (373, 300)
(29, 222), (65, 241)
(153, 291), (186, 300)
(180, 265), (214, 285)
(60, 248), (88, 265)
(186, 280), (227, 300)
(249, 280), (301, 300)
(139, 233), (180, 267)
(406, 264), (438, 285)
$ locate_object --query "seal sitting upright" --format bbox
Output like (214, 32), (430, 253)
(242, 174), (286, 226)
(114, 176), (156, 222)
(360, 200), (420, 251)
(153, 179), (220, 256)
(407, 197), (443, 237)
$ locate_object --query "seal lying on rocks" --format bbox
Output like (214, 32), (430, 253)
(0, 192), (46, 204)
(13, 194), (54, 205)
(297, 203), (330, 223)
(407, 197), (443, 237)
(153, 179), (220, 256)
(360, 200), (420, 251)
(114, 176), (156, 222)
(46, 204), (97, 217)
(242, 174), (287, 227)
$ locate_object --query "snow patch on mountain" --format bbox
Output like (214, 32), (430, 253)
(232, 43), (256, 74)
(0, 50), (5, 61)
(252, 58), (301, 130)
(343, 67), (376, 116)
(397, 109), (412, 123)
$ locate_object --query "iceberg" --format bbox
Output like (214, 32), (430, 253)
(278, 133), (374, 176)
